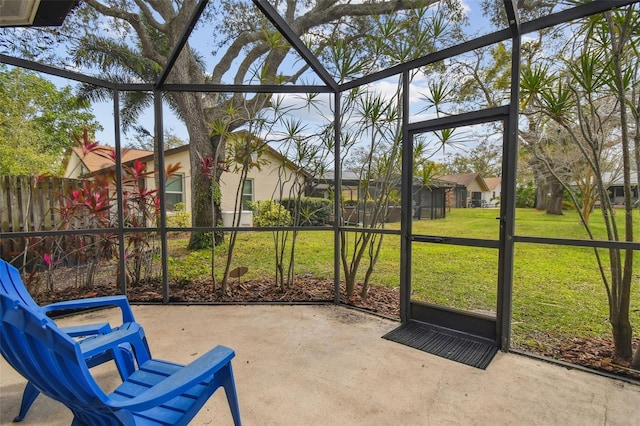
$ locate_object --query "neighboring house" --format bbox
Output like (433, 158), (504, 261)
(566, 170), (640, 207)
(438, 173), (500, 208)
(217, 133), (313, 214)
(63, 140), (312, 223)
(309, 170), (361, 201)
(64, 146), (153, 179)
(483, 177), (502, 207)
(311, 171), (453, 221)
(599, 171), (639, 206)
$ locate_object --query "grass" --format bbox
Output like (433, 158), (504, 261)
(163, 208), (640, 347)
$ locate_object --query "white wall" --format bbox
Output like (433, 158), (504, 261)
(219, 157), (304, 212)
(481, 183), (501, 207)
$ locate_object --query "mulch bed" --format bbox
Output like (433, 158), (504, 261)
(33, 276), (640, 381)
(512, 333), (640, 381)
(34, 276), (401, 318)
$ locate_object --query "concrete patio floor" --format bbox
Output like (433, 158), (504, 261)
(1, 304), (639, 425)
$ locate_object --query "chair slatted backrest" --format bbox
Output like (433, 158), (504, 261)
(0, 260), (38, 307)
(0, 294), (129, 425)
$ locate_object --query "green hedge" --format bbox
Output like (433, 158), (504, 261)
(280, 197), (332, 226)
(250, 200), (292, 227)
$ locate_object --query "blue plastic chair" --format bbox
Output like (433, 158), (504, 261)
(0, 259), (147, 421)
(0, 293), (242, 426)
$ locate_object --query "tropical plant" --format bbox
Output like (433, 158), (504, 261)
(329, 3), (462, 300)
(267, 109), (333, 290)
(218, 130), (268, 292)
(520, 5), (640, 367)
(27, 140), (181, 289)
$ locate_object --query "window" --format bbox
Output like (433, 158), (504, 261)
(242, 179), (254, 210)
(165, 174), (184, 210)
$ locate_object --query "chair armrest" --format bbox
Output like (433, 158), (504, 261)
(79, 324), (147, 359)
(42, 295), (136, 324)
(108, 345), (235, 411)
(61, 323), (112, 337)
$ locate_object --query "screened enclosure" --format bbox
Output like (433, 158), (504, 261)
(1, 0), (640, 379)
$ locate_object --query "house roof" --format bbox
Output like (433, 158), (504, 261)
(438, 173), (490, 191)
(313, 171), (455, 189)
(315, 170), (361, 183)
(423, 178), (456, 189)
(484, 177), (502, 191)
(439, 173), (480, 186)
(70, 137), (312, 179)
(134, 144), (188, 166)
(132, 139), (313, 179)
(71, 146), (152, 175)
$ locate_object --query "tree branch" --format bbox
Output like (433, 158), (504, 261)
(234, 43), (271, 85)
(84, 0), (166, 65)
(294, 0), (438, 34)
(133, 0), (168, 32)
(211, 32), (263, 83)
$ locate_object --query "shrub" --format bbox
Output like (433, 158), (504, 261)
(250, 200), (292, 227)
(167, 202), (191, 228)
(280, 197), (332, 226)
(516, 182), (536, 208)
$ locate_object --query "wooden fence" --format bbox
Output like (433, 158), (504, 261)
(0, 175), (83, 260)
(0, 175), (84, 232)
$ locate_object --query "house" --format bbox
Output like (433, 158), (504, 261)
(309, 170), (361, 201)
(64, 146), (152, 179)
(483, 177), (502, 207)
(64, 138), (312, 224)
(310, 171), (453, 221)
(599, 171), (639, 206)
(438, 173), (501, 208)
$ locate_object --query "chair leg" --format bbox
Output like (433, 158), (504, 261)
(13, 381), (40, 422)
(220, 364), (241, 426)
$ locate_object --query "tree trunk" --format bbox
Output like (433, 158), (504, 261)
(535, 181), (547, 210)
(631, 340), (640, 368)
(531, 162), (548, 210)
(606, 7), (636, 364)
(170, 91), (224, 249)
(611, 311), (633, 360)
(545, 179), (564, 215)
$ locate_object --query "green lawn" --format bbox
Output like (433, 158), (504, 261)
(165, 208), (640, 347)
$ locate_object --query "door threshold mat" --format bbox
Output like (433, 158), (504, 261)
(382, 321), (497, 369)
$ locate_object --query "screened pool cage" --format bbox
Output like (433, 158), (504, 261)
(1, 0), (639, 368)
